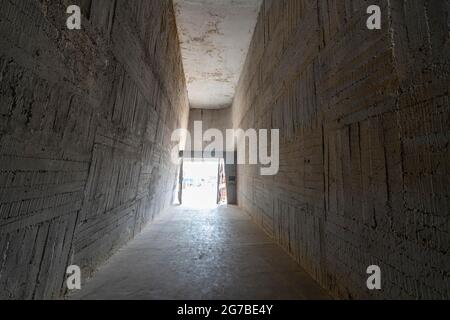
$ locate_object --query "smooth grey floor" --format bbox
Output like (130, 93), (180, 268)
(70, 205), (330, 300)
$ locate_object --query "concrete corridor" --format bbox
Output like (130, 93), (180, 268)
(71, 206), (329, 300)
(1, 0), (449, 300)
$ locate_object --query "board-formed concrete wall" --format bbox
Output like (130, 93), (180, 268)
(187, 108), (232, 152)
(0, 0), (189, 299)
(232, 0), (449, 299)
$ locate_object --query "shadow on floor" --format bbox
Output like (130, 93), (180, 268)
(70, 205), (331, 300)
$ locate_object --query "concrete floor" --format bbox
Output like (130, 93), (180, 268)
(70, 205), (330, 300)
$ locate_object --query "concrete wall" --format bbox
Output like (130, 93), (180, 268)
(232, 0), (449, 299)
(0, 0), (189, 299)
(187, 108), (232, 152)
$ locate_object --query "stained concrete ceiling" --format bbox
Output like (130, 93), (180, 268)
(174, 0), (262, 109)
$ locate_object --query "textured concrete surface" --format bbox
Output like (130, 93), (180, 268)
(187, 108), (232, 150)
(232, 0), (449, 299)
(0, 0), (188, 299)
(174, 0), (262, 109)
(70, 205), (330, 300)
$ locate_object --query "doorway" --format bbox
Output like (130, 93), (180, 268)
(181, 158), (226, 208)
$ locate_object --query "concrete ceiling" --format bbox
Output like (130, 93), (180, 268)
(174, 0), (262, 109)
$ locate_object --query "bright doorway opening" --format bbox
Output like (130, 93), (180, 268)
(181, 158), (226, 208)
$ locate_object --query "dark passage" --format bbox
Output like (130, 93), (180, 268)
(0, 0), (449, 300)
